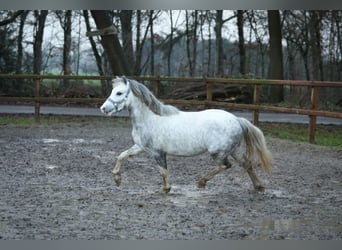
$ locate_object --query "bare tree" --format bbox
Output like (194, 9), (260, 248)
(215, 10), (224, 76)
(33, 10), (48, 74)
(237, 10), (247, 76)
(83, 10), (104, 76)
(331, 10), (342, 81)
(206, 11), (214, 76)
(127, 10), (159, 75)
(214, 10), (236, 76)
(0, 10), (24, 26)
(309, 10), (324, 81)
(56, 10), (72, 88)
(134, 10), (155, 75)
(185, 10), (199, 76)
(119, 10), (134, 69)
(83, 10), (109, 94)
(267, 10), (284, 102)
(90, 10), (130, 75)
(16, 10), (29, 74)
(134, 10), (142, 75)
(246, 10), (269, 78)
(167, 10), (174, 76)
(149, 10), (155, 75)
(283, 10), (311, 80)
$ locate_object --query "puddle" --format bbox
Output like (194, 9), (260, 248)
(90, 139), (105, 144)
(125, 181), (149, 188)
(259, 217), (311, 232)
(122, 183), (211, 207)
(29, 181), (57, 186)
(0, 221), (7, 231)
(41, 138), (104, 145)
(46, 164), (59, 170)
(72, 138), (86, 144)
(266, 189), (293, 199)
(244, 217), (342, 239)
(42, 139), (61, 144)
(166, 185), (212, 207)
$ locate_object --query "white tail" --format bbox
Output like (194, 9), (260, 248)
(238, 117), (273, 174)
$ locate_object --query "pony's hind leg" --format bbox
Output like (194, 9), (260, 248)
(197, 156), (232, 189)
(232, 147), (265, 192)
(113, 144), (143, 186)
(244, 163), (265, 192)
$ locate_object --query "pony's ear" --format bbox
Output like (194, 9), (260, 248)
(112, 76), (121, 87)
(121, 75), (128, 84)
(112, 76), (127, 87)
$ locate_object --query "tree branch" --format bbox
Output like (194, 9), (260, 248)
(223, 14), (237, 24)
(0, 10), (25, 26)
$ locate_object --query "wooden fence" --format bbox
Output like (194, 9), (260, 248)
(0, 74), (341, 144)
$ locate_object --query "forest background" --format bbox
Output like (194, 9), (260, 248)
(0, 10), (341, 107)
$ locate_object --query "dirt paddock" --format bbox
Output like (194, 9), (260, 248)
(0, 120), (341, 239)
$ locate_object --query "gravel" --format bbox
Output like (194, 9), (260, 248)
(0, 121), (341, 239)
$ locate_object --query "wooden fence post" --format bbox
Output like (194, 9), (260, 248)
(154, 78), (160, 98)
(309, 86), (319, 144)
(34, 77), (41, 123)
(252, 84), (260, 125)
(206, 77), (212, 102)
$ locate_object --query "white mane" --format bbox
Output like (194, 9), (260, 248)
(127, 78), (179, 116)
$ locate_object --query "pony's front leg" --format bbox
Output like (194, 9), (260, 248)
(152, 151), (171, 193)
(113, 144), (143, 186)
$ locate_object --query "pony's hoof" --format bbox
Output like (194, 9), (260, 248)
(113, 174), (121, 186)
(163, 186), (171, 193)
(197, 180), (207, 189)
(255, 185), (265, 192)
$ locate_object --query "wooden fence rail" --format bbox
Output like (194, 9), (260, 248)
(0, 74), (341, 144)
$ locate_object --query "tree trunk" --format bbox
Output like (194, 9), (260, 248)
(167, 10), (174, 76)
(16, 11), (28, 74)
(267, 10), (284, 103)
(75, 12), (82, 75)
(237, 10), (247, 76)
(33, 10), (48, 74)
(134, 10), (142, 75)
(309, 11), (324, 81)
(120, 10), (134, 69)
(83, 11), (104, 75)
(90, 10), (130, 76)
(62, 10), (72, 88)
(215, 10), (224, 76)
(135, 10), (155, 75)
(207, 13), (213, 76)
(192, 10), (198, 76)
(334, 11), (342, 81)
(149, 10), (155, 75)
(285, 38), (296, 80)
(83, 10), (108, 95)
(185, 11), (194, 76)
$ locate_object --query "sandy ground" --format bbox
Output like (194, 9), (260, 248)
(0, 121), (341, 239)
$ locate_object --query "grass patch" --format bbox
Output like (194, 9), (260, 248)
(260, 122), (342, 149)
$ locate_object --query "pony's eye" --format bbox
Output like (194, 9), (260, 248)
(116, 92), (123, 96)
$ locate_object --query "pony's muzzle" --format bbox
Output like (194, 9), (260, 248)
(100, 104), (114, 115)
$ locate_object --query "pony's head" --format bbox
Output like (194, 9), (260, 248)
(100, 76), (131, 115)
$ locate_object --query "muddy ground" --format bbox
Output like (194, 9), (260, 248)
(0, 119), (341, 239)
